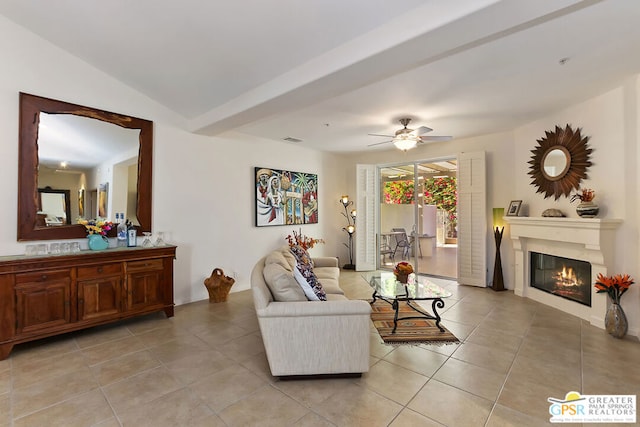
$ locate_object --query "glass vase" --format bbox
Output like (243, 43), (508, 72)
(87, 234), (109, 251)
(605, 301), (628, 339)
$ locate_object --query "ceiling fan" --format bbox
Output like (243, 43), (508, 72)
(368, 118), (452, 151)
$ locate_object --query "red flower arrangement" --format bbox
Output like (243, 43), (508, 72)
(594, 273), (634, 304)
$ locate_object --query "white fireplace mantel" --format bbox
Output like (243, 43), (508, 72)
(504, 217), (622, 328)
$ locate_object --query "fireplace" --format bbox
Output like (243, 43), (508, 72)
(530, 252), (591, 306)
(504, 217), (621, 329)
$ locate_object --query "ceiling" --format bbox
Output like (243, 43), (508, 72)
(2, 0), (639, 153)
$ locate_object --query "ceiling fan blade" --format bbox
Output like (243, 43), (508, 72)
(367, 140), (392, 147)
(414, 126), (433, 135)
(419, 135), (453, 142)
(367, 133), (394, 138)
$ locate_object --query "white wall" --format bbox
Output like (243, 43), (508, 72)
(0, 15), (346, 305)
(513, 82), (640, 336)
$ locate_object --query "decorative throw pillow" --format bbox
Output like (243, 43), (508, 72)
(263, 262), (307, 302)
(293, 265), (327, 301)
(290, 245), (326, 301)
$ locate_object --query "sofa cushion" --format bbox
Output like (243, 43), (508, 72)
(314, 266), (344, 295)
(265, 249), (296, 271)
(263, 262), (307, 302)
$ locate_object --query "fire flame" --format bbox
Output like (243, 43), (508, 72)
(554, 265), (582, 287)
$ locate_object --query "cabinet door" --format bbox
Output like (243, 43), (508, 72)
(78, 276), (122, 321)
(15, 271), (71, 335)
(126, 259), (164, 311)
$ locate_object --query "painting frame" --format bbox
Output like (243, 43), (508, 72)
(255, 167), (318, 227)
(506, 200), (522, 216)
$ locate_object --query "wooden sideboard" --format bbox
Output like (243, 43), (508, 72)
(0, 245), (176, 359)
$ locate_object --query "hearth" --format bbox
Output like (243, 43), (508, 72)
(530, 252), (591, 306)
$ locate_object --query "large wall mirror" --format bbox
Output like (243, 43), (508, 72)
(18, 93), (153, 241)
(527, 124), (592, 200)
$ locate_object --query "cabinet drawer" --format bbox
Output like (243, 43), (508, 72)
(77, 263), (122, 279)
(127, 259), (163, 272)
(15, 270), (70, 285)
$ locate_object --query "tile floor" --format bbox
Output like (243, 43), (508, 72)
(1, 271), (638, 426)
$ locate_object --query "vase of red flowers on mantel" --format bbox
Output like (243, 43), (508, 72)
(571, 188), (599, 218)
(595, 273), (634, 338)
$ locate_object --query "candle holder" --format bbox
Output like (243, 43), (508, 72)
(492, 208), (505, 291)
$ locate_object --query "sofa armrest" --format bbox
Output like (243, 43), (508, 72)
(257, 300), (371, 318)
(312, 257), (339, 268)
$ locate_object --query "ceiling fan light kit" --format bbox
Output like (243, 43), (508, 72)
(368, 118), (452, 150)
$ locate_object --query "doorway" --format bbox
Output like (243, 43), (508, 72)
(379, 158), (457, 279)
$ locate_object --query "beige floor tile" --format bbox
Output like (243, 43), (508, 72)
(12, 350), (87, 389)
(292, 411), (336, 426)
(0, 358), (10, 374)
(0, 370), (9, 395)
(230, 312), (261, 333)
(508, 353), (581, 391)
(117, 387), (215, 427)
(433, 357), (507, 401)
(436, 318), (475, 341)
(195, 323), (253, 346)
(240, 352), (278, 383)
(73, 322), (134, 349)
(441, 305), (490, 325)
(189, 363), (267, 412)
(276, 377), (357, 407)
(217, 332), (265, 362)
(408, 379), (493, 426)
(10, 336), (78, 369)
(90, 350), (160, 386)
(357, 360), (428, 405)
(389, 408), (444, 427)
(124, 311), (174, 335)
(135, 323), (189, 347)
(81, 335), (147, 366)
(219, 385), (309, 427)
(486, 403), (549, 427)
(13, 389), (113, 427)
(369, 333), (395, 359)
(497, 371), (568, 422)
(311, 382), (403, 427)
(12, 366), (98, 418)
(92, 417), (122, 427)
(0, 393), (10, 427)
(147, 333), (212, 363)
(102, 366), (182, 415)
(450, 341), (516, 375)
(383, 346), (448, 377)
(465, 328), (522, 354)
(164, 348), (236, 385)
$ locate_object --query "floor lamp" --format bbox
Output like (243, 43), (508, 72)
(492, 208), (506, 291)
(340, 195), (356, 270)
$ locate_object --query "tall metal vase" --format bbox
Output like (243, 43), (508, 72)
(605, 300), (628, 339)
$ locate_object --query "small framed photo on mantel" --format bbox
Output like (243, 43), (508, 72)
(507, 200), (523, 216)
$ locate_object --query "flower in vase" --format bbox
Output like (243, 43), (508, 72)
(285, 228), (324, 250)
(78, 218), (113, 236)
(594, 273), (634, 304)
(570, 188), (595, 203)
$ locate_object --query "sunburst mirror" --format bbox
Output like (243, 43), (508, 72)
(527, 124), (592, 200)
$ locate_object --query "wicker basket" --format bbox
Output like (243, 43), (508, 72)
(204, 268), (235, 303)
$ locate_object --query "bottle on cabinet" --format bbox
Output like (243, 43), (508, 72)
(126, 220), (137, 247)
(117, 213), (127, 247)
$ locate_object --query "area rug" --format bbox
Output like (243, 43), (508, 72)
(370, 300), (460, 345)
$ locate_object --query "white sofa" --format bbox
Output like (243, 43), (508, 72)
(251, 247), (371, 377)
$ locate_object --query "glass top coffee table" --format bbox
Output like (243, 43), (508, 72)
(363, 271), (452, 333)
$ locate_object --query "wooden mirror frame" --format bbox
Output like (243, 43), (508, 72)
(18, 93), (153, 241)
(527, 124), (592, 200)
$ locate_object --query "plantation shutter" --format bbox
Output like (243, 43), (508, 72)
(457, 151), (487, 286)
(355, 164), (377, 271)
